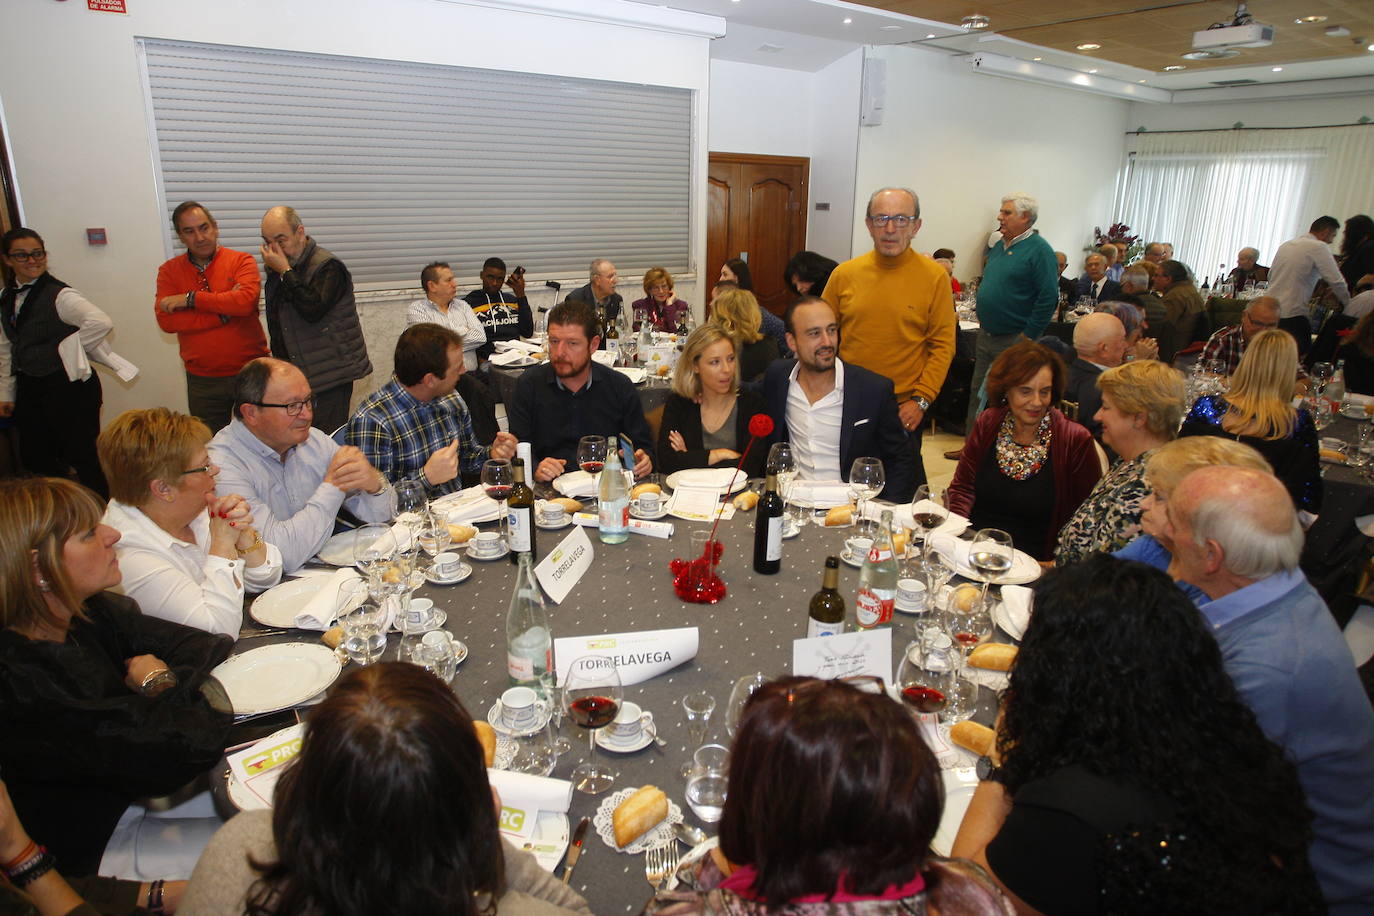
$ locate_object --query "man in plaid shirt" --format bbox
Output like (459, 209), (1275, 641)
(1200, 297), (1301, 379)
(347, 323), (516, 496)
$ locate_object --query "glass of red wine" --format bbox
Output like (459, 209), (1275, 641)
(896, 637), (956, 721)
(576, 435), (608, 511)
(564, 655), (623, 795)
(909, 484), (946, 568)
(481, 459), (513, 546)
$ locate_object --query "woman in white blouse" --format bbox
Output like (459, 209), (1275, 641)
(96, 407), (282, 637)
(405, 261), (487, 371)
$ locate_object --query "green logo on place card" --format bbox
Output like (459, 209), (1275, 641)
(499, 806), (527, 832)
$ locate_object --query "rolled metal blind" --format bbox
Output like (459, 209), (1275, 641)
(140, 39), (692, 289)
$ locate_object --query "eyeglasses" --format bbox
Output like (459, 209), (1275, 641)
(251, 395), (317, 416)
(179, 463), (218, 476)
(6, 250), (47, 262)
(868, 215), (915, 228)
(783, 674), (888, 703)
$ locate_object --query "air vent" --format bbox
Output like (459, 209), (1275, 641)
(1210, 78), (1259, 85)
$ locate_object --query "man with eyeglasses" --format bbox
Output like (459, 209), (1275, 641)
(1199, 297), (1306, 383)
(347, 323), (517, 497)
(820, 187), (954, 488)
(155, 201), (266, 433)
(564, 259), (624, 345)
(259, 206), (371, 434)
(208, 358), (393, 573)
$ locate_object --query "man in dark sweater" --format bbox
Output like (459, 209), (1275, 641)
(463, 256), (533, 360)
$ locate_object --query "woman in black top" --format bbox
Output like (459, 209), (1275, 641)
(708, 288), (779, 384)
(1340, 214), (1374, 293)
(657, 325), (767, 477)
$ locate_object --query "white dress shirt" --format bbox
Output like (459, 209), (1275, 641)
(0, 285), (113, 400)
(103, 499), (283, 637)
(207, 419), (393, 572)
(405, 297), (487, 370)
(1267, 233), (1350, 318)
(786, 358), (846, 483)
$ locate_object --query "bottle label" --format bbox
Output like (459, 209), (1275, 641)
(855, 587), (895, 628)
(507, 653), (535, 682)
(599, 498), (629, 532)
(765, 516), (782, 562)
(807, 617), (843, 638)
(508, 507), (532, 553)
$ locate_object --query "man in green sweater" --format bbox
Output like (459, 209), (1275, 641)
(962, 192), (1060, 437)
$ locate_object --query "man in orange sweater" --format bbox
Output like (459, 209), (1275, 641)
(155, 201), (267, 432)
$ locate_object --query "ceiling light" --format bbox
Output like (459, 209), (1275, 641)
(879, 25), (902, 32)
(1031, 56), (1042, 61)
(1163, 64), (1186, 70)
(1138, 79), (1147, 83)
(1369, 43), (1374, 51)
(1272, 66), (1283, 71)
(961, 14), (991, 30)
(842, 17), (852, 24)
(1182, 48), (1240, 60)
(1295, 15), (1327, 24)
(1076, 42), (1101, 50)
(1087, 68), (1098, 73)
(925, 32), (936, 38)
(1325, 25), (1351, 37)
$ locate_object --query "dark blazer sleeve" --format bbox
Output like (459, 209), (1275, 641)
(947, 408), (1001, 518)
(736, 389), (769, 478)
(740, 336), (780, 384)
(841, 367), (914, 503)
(657, 394), (709, 474)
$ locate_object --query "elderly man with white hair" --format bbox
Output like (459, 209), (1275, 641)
(1228, 246), (1269, 290)
(1166, 466), (1374, 914)
(1064, 312), (1126, 442)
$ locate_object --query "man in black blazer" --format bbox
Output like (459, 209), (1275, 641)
(1064, 311), (1126, 446)
(1075, 253), (1122, 304)
(762, 297), (915, 502)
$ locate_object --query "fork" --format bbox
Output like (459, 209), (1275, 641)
(644, 843), (681, 893)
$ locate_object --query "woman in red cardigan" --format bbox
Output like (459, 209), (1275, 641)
(947, 341), (1101, 560)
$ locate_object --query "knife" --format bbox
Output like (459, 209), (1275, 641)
(561, 816), (591, 884)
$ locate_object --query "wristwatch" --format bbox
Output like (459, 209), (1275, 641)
(976, 755), (1004, 783)
(912, 396), (931, 413)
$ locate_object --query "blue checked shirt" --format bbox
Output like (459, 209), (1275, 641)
(346, 378), (488, 496)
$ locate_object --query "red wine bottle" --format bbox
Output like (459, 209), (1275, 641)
(752, 472), (783, 574)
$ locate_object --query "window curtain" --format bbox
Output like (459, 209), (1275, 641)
(1116, 124), (1374, 281)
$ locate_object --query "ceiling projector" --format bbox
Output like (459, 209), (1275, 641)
(1193, 2), (1274, 49)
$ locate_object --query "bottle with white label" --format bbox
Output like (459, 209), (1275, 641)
(855, 509), (898, 629)
(752, 472), (783, 574)
(598, 447), (630, 544)
(807, 556), (845, 638)
(506, 552), (552, 689)
(507, 457), (535, 564)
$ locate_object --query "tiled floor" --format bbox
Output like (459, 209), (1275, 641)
(923, 428), (964, 494)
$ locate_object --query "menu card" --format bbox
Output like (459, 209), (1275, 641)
(791, 628), (892, 684)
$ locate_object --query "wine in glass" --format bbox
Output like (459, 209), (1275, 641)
(968, 527), (1013, 607)
(1311, 362), (1334, 399)
(766, 442), (799, 528)
(848, 457), (885, 536)
(564, 655), (622, 795)
(481, 459), (514, 546)
(942, 583), (990, 723)
(909, 484), (946, 565)
(896, 638), (956, 717)
(576, 436), (608, 510)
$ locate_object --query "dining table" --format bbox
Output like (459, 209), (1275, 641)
(224, 492), (1008, 914)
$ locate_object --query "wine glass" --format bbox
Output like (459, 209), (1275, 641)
(918, 550), (955, 612)
(896, 638), (956, 720)
(564, 655), (623, 795)
(541, 671), (573, 756)
(1308, 397), (1334, 432)
(967, 527), (1013, 607)
(576, 436), (608, 510)
(942, 584), (990, 723)
(481, 459), (514, 545)
(909, 484), (946, 565)
(725, 672), (768, 737)
(1311, 362), (1334, 399)
(392, 479), (427, 529)
(848, 457), (885, 536)
(352, 524), (394, 580)
(766, 442), (798, 528)
(415, 510), (451, 570)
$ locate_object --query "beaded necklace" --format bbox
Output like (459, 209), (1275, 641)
(995, 411), (1052, 480)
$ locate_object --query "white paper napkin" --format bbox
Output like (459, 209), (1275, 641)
(496, 339), (542, 354)
(293, 568), (364, 630)
(486, 770), (573, 815)
(791, 480), (855, 509)
(999, 585), (1033, 639)
(552, 471), (598, 499)
(591, 350), (616, 366)
(489, 349), (536, 367)
(433, 485), (502, 524)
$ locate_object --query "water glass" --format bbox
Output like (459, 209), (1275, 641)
(340, 602), (387, 666)
(679, 690), (717, 777)
(685, 743), (729, 824)
(848, 457), (885, 536)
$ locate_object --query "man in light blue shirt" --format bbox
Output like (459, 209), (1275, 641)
(1167, 466), (1374, 914)
(209, 358), (392, 572)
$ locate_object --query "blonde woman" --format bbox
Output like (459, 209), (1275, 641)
(1179, 329), (1321, 512)
(709, 287), (779, 383)
(631, 267), (689, 332)
(656, 325), (767, 476)
(1055, 360), (1187, 565)
(98, 408), (282, 637)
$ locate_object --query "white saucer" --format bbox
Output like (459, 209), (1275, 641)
(840, 550), (865, 568)
(424, 564), (473, 586)
(629, 504), (668, 520)
(467, 544), (511, 561)
(536, 516), (573, 530)
(782, 521), (800, 539)
(894, 596), (927, 615)
(595, 727), (655, 753)
(392, 608), (448, 633)
(485, 699), (552, 737)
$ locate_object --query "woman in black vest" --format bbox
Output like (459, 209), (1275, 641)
(1, 228), (114, 497)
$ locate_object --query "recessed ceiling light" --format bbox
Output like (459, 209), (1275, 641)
(1272, 66), (1283, 71)
(1138, 79), (1147, 83)
(879, 25), (902, 32)
(1087, 68), (1098, 73)
(961, 14), (991, 30)
(1163, 65), (1186, 71)
(926, 32), (936, 38)
(842, 17), (852, 24)
(1031, 56), (1042, 61)
(1076, 42), (1101, 50)
(1369, 43), (1374, 51)
(1295, 15), (1326, 23)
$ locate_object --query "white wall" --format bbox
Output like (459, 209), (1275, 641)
(851, 46), (1132, 278)
(1127, 94), (1374, 133)
(806, 51), (864, 260)
(0, 0), (711, 419)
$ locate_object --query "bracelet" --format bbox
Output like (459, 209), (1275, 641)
(1, 841), (36, 872)
(139, 668), (178, 696)
(5, 845), (55, 888)
(147, 878), (166, 913)
(237, 532), (265, 556)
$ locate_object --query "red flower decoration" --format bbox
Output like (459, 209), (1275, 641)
(748, 413), (774, 438)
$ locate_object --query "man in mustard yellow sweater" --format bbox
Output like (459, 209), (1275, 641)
(821, 187), (955, 487)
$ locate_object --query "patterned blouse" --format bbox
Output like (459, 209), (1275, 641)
(1054, 451), (1152, 566)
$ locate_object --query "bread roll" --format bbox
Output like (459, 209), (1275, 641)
(613, 785), (669, 847)
(320, 626), (344, 650)
(824, 505), (854, 527)
(948, 583), (983, 613)
(892, 529), (909, 555)
(1320, 447), (1347, 464)
(631, 482), (662, 499)
(447, 523), (477, 544)
(473, 721), (497, 768)
(949, 721), (995, 758)
(968, 643), (1018, 671)
(733, 490), (759, 511)
(551, 497), (583, 513)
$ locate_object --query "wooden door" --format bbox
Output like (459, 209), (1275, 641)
(707, 153), (808, 317)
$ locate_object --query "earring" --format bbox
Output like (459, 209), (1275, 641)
(37, 577), (51, 593)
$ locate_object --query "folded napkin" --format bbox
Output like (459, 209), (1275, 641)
(790, 480), (854, 509)
(485, 770), (573, 815)
(294, 568), (365, 630)
(999, 585), (1032, 639)
(552, 470), (598, 499)
(433, 485), (502, 524)
(495, 339), (543, 354)
(591, 350), (616, 366)
(489, 349), (537, 367)
(615, 366), (646, 384)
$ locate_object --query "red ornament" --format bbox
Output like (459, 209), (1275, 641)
(748, 413), (774, 438)
(669, 539), (727, 603)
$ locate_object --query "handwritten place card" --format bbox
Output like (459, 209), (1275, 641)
(791, 628), (892, 684)
(667, 486), (735, 522)
(534, 524), (593, 605)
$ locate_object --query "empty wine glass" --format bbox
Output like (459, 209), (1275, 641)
(576, 436), (608, 510)
(679, 690), (717, 778)
(481, 459), (514, 544)
(767, 442), (798, 528)
(848, 457), (885, 536)
(392, 479), (427, 529)
(352, 524), (394, 579)
(967, 527), (1013, 606)
(725, 672), (768, 737)
(564, 656), (622, 795)
(918, 550), (955, 611)
(415, 510), (451, 568)
(1311, 362), (1334, 398)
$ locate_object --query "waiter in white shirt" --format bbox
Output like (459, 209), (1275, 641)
(1267, 215), (1350, 357)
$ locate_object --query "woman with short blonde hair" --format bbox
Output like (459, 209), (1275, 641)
(98, 407), (282, 637)
(709, 288), (779, 382)
(658, 325), (767, 476)
(632, 266), (688, 332)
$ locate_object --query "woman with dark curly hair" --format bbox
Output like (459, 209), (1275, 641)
(947, 340), (1101, 560)
(1339, 214), (1374, 293)
(647, 676), (1012, 915)
(181, 663), (592, 916)
(952, 555), (1322, 915)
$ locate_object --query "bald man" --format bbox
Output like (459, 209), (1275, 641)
(1167, 467), (1374, 912)
(1064, 312), (1126, 443)
(259, 206), (371, 432)
(1198, 296), (1306, 381)
(1228, 246), (1269, 290)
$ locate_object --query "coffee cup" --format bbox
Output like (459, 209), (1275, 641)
(496, 686), (541, 731)
(470, 532), (503, 556)
(404, 598), (435, 629)
(415, 630), (459, 682)
(635, 492), (662, 514)
(539, 503), (567, 526)
(844, 537), (873, 561)
(432, 551), (462, 578)
(607, 700), (654, 744)
(896, 578), (926, 605)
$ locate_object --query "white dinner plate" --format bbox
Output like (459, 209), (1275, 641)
(249, 577), (328, 628)
(931, 767), (980, 856)
(211, 643), (342, 717)
(516, 812), (572, 874)
(947, 547), (1042, 586)
(665, 467), (750, 495)
(225, 771), (270, 811)
(316, 529), (370, 567)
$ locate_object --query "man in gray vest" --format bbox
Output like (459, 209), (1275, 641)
(260, 206), (371, 433)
